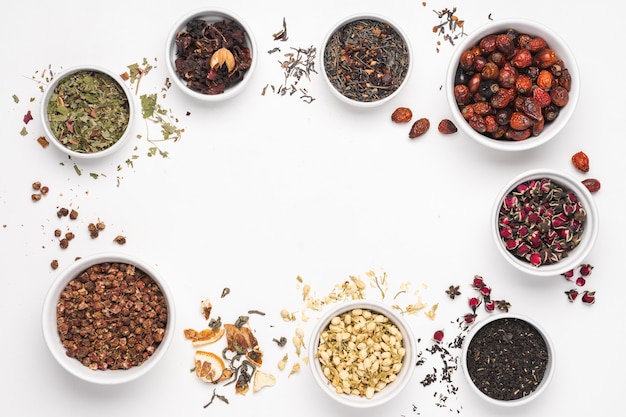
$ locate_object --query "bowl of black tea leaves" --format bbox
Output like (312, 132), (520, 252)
(322, 14), (412, 107)
(461, 313), (555, 406)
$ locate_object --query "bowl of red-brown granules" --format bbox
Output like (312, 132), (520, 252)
(42, 252), (175, 384)
(165, 7), (257, 102)
(461, 312), (555, 406)
(446, 18), (579, 151)
(492, 168), (599, 277)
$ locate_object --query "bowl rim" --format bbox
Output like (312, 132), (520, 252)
(445, 17), (580, 151)
(321, 13), (413, 108)
(307, 298), (416, 408)
(461, 312), (556, 407)
(40, 65), (135, 159)
(165, 6), (257, 102)
(491, 168), (599, 277)
(41, 252), (176, 384)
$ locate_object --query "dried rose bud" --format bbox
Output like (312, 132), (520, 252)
(479, 286), (491, 297)
(565, 289), (578, 302)
(575, 277), (586, 287)
(484, 299), (496, 312)
(579, 263), (593, 276)
(562, 269), (574, 279)
(432, 329), (444, 342)
(581, 290), (595, 304)
(468, 297), (481, 311)
(463, 313), (476, 324)
(529, 252), (542, 266)
(472, 275), (484, 288)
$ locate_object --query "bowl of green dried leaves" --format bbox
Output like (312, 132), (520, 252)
(41, 65), (135, 159)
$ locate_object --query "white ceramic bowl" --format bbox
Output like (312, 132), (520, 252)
(41, 65), (135, 159)
(461, 313), (555, 407)
(446, 18), (579, 151)
(308, 299), (416, 408)
(165, 7), (257, 102)
(42, 252), (176, 384)
(492, 168), (598, 277)
(321, 14), (412, 108)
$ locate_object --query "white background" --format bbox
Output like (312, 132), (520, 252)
(1, 0), (624, 415)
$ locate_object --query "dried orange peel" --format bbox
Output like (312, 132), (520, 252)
(184, 327), (225, 346)
(194, 350), (226, 383)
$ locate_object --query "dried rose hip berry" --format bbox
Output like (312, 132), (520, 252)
(572, 151), (590, 172)
(391, 107), (413, 123)
(409, 118), (430, 139)
(581, 178), (601, 193)
(453, 29), (572, 142)
(438, 119), (458, 134)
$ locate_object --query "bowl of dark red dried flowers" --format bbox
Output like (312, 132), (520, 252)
(42, 252), (176, 384)
(461, 313), (555, 406)
(492, 169), (599, 277)
(41, 65), (135, 159)
(322, 14), (412, 108)
(308, 299), (416, 408)
(166, 7), (256, 101)
(446, 18), (579, 151)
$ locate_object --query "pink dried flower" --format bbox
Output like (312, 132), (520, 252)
(579, 264), (593, 276)
(433, 330), (444, 343)
(479, 286), (491, 297)
(484, 299), (496, 311)
(472, 276), (484, 289)
(575, 277), (586, 287)
(463, 313), (477, 324)
(562, 269), (574, 280)
(565, 289), (578, 302)
(468, 297), (482, 312)
(581, 291), (595, 304)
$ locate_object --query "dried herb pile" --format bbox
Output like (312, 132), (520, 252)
(46, 70), (130, 153)
(174, 19), (252, 95)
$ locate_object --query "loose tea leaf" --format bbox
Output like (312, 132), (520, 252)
(46, 70), (130, 153)
(466, 318), (549, 401)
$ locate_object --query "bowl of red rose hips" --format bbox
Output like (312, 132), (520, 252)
(165, 7), (257, 102)
(491, 169), (599, 277)
(446, 18), (579, 151)
(42, 252), (176, 384)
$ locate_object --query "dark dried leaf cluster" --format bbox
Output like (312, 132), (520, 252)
(175, 19), (252, 95)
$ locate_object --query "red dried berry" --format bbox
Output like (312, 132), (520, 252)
(572, 151), (590, 172)
(408, 118), (430, 139)
(437, 119), (458, 134)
